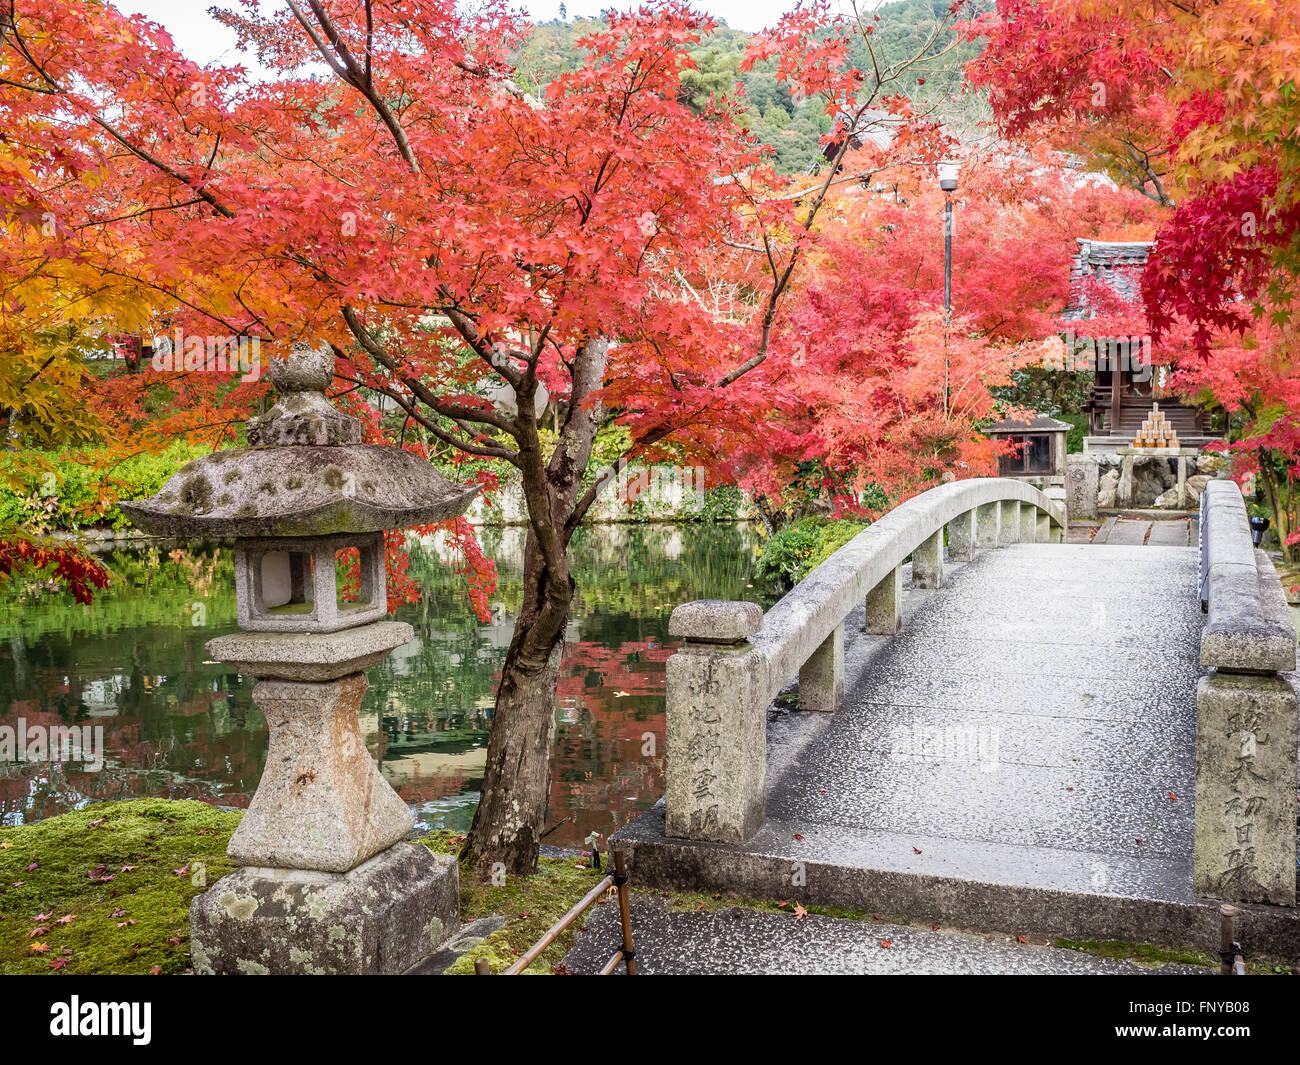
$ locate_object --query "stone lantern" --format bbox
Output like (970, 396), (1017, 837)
(121, 341), (478, 975)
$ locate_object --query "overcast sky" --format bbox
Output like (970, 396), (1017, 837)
(123, 0), (884, 67)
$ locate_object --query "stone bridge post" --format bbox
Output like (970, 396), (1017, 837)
(1195, 481), (1298, 906)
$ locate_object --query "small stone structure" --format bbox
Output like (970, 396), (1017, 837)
(1067, 449), (1228, 516)
(122, 341), (478, 974)
(664, 478), (1065, 844)
(986, 414), (1070, 489)
(1195, 480), (1298, 906)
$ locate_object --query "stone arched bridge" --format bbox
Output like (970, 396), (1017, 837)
(615, 477), (1300, 957)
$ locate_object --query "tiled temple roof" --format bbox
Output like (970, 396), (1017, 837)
(1060, 239), (1152, 321)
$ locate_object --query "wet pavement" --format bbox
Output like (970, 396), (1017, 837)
(759, 544), (1200, 901)
(564, 895), (1209, 975)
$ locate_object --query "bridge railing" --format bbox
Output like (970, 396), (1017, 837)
(663, 477), (1065, 845)
(1194, 479), (1297, 907)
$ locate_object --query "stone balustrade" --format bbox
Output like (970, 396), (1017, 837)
(1194, 479), (1298, 906)
(664, 478), (1065, 845)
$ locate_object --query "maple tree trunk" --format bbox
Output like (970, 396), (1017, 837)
(461, 529), (570, 876)
(461, 338), (607, 877)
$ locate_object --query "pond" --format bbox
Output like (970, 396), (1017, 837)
(0, 523), (771, 850)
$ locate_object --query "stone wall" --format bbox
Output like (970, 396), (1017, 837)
(1066, 449), (1231, 517)
(467, 467), (760, 526)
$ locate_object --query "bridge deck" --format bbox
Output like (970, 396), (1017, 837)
(620, 542), (1232, 945)
(763, 542), (1201, 903)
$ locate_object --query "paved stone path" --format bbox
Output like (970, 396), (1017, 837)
(1071, 516), (1198, 546)
(564, 896), (1207, 975)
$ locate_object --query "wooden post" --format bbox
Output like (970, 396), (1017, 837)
(1218, 904), (1244, 976)
(614, 849), (637, 976)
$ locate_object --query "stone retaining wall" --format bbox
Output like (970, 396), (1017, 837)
(1067, 449), (1231, 517)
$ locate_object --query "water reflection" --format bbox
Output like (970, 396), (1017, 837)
(0, 524), (769, 848)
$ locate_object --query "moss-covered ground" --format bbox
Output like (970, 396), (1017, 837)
(2, 800), (1291, 975)
(0, 799), (240, 975)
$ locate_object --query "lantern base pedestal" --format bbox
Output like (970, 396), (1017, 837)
(189, 842), (459, 975)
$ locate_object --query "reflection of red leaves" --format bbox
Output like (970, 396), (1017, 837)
(792, 833), (804, 842)
(879, 938), (893, 949)
(0, 539), (111, 604)
(1167, 791), (1178, 801)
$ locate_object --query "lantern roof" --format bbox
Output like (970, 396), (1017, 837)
(120, 342), (479, 538)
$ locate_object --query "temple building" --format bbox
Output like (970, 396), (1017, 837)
(1061, 239), (1222, 453)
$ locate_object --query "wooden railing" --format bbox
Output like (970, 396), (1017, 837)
(475, 849), (638, 975)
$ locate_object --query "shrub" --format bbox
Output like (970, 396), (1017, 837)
(755, 516), (868, 589)
(0, 442), (206, 531)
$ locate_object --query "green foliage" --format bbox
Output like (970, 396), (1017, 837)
(1059, 413), (1088, 454)
(509, 5), (984, 175)
(755, 516), (869, 588)
(685, 484), (746, 523)
(0, 799), (239, 975)
(0, 441), (206, 532)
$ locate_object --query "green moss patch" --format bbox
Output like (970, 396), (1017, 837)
(0, 799), (239, 975)
(417, 832), (610, 975)
(1053, 938), (1215, 969)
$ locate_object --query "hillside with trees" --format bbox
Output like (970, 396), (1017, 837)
(515, 0), (990, 172)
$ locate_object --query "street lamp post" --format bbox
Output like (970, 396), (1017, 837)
(938, 160), (960, 416)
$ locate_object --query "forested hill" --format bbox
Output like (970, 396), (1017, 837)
(512, 0), (991, 172)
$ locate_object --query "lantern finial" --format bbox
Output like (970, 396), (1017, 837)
(247, 339), (362, 447)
